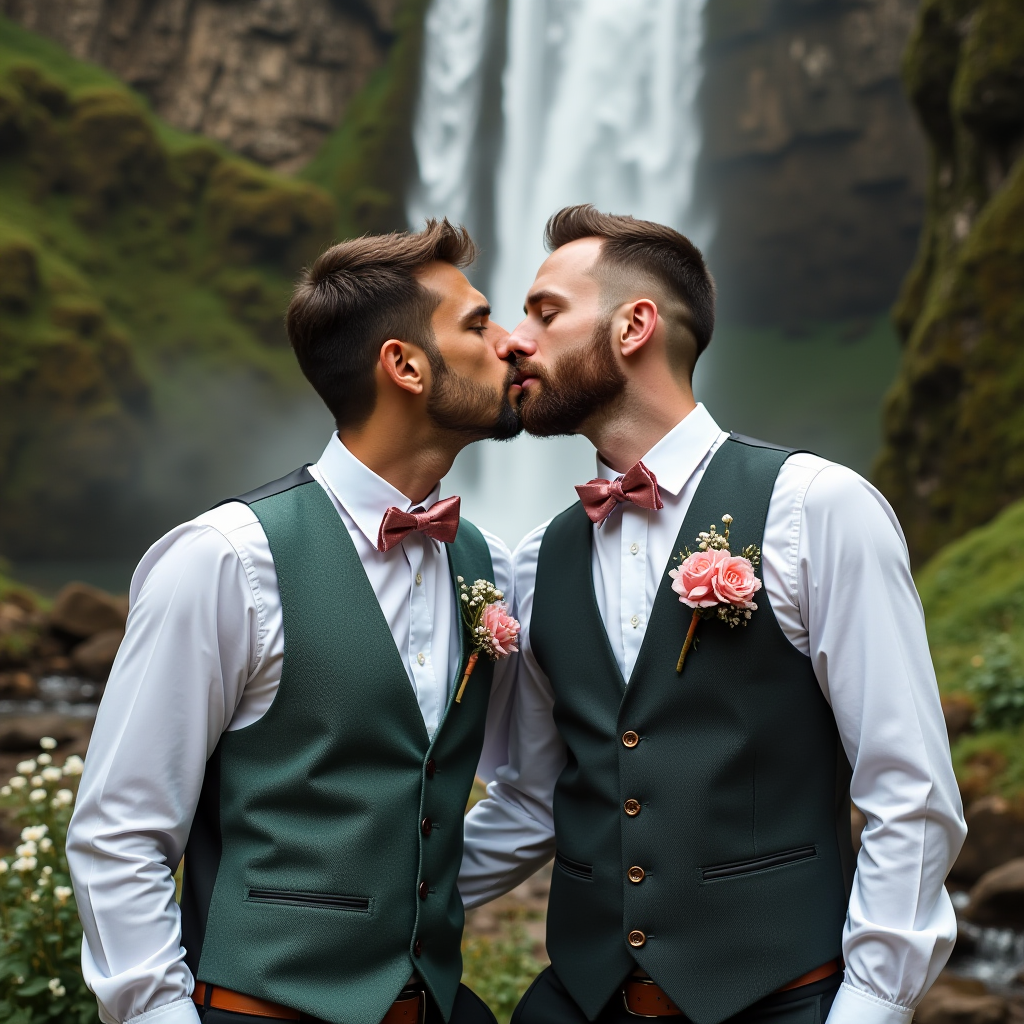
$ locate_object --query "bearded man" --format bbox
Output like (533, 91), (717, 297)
(68, 221), (521, 1024)
(459, 206), (966, 1024)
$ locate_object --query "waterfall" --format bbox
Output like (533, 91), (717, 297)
(411, 0), (709, 547)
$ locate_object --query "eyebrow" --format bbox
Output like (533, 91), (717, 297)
(524, 289), (565, 314)
(461, 304), (491, 324)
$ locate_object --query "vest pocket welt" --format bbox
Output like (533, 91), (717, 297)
(555, 852), (594, 881)
(701, 845), (817, 882)
(246, 888), (371, 912)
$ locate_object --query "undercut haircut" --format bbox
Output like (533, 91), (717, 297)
(544, 205), (715, 377)
(287, 219), (476, 428)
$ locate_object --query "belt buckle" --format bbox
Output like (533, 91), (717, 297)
(622, 977), (675, 1019)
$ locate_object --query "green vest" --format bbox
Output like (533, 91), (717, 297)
(179, 468), (495, 1024)
(532, 438), (854, 1024)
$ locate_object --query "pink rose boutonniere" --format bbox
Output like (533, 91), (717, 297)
(454, 577), (520, 703)
(667, 514), (762, 673)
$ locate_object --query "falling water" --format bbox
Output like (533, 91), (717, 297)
(411, 0), (710, 546)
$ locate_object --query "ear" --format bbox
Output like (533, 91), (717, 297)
(616, 299), (659, 358)
(379, 339), (428, 396)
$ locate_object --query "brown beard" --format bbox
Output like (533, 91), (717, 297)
(516, 316), (626, 436)
(425, 350), (522, 441)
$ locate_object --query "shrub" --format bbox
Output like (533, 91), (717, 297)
(0, 738), (95, 1023)
(967, 632), (1024, 730)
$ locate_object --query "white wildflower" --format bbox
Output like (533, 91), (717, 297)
(16, 841), (37, 857)
(0, 860), (8, 873)
(13, 856), (37, 872)
(31, 775), (43, 786)
(52, 789), (74, 807)
(9, 776), (26, 790)
(42, 865), (53, 876)
(21, 824), (48, 842)
(54, 886), (73, 903)
(36, 752), (52, 766)
(29, 892), (40, 902)
(39, 736), (57, 750)
(1, 786), (10, 796)
(29, 788), (47, 803)
(39, 837), (53, 852)
(62, 755), (84, 776)
(37, 875), (50, 887)
(48, 978), (66, 998)
(17, 760), (36, 775)
(41, 766), (62, 782)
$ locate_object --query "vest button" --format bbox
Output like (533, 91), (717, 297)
(425, 758), (436, 779)
(628, 866), (645, 883)
(413, 939), (423, 958)
(421, 817), (432, 836)
(628, 930), (646, 948)
(418, 881), (429, 900)
(624, 799), (641, 817)
(622, 731), (639, 748)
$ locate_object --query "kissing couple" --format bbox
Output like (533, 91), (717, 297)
(68, 208), (966, 1024)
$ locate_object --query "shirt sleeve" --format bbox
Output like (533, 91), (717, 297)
(782, 465), (967, 1024)
(459, 522), (563, 908)
(66, 521), (262, 1024)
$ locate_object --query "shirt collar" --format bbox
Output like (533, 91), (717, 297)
(314, 433), (442, 548)
(595, 403), (724, 498)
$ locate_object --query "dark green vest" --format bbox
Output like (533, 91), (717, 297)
(532, 438), (854, 1024)
(179, 468), (495, 1024)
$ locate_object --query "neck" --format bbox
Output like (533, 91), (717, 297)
(584, 381), (696, 475)
(339, 413), (463, 506)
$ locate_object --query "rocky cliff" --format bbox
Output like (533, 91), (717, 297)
(0, 0), (401, 174)
(698, 0), (928, 325)
(874, 0), (1024, 565)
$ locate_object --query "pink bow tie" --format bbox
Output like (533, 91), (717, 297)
(576, 461), (664, 525)
(377, 495), (461, 552)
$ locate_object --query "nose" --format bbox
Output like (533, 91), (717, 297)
(498, 318), (537, 360)
(490, 321), (511, 357)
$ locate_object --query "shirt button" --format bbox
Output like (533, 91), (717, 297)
(629, 542), (639, 555)
(628, 930), (646, 948)
(417, 652), (426, 666)
(630, 614), (640, 628)
(624, 799), (641, 817)
(622, 731), (639, 748)
(415, 573), (423, 586)
(419, 881), (429, 900)
(421, 817), (432, 836)
(628, 866), (645, 883)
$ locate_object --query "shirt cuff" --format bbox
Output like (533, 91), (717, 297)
(826, 982), (913, 1024)
(126, 996), (201, 1024)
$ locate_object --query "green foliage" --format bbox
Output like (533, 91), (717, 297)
(301, 0), (430, 239)
(876, 0), (1024, 564)
(0, 740), (95, 1024)
(0, 16), (336, 558)
(967, 633), (1024, 729)
(462, 910), (544, 1024)
(951, 724), (1024, 801)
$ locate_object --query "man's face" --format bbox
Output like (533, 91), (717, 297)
(500, 238), (625, 436)
(416, 262), (521, 441)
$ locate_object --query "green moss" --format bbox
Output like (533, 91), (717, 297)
(301, 0), (430, 239)
(875, 0), (1024, 564)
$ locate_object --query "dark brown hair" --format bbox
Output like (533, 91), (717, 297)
(544, 205), (715, 374)
(286, 219), (476, 428)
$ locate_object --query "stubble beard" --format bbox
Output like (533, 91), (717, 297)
(426, 353), (522, 441)
(516, 316), (627, 437)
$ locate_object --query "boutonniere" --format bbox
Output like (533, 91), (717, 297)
(667, 514), (762, 673)
(454, 577), (521, 703)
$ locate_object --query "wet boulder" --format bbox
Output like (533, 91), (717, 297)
(71, 628), (124, 681)
(965, 858), (1024, 930)
(49, 582), (126, 639)
(914, 985), (1009, 1024)
(951, 796), (1024, 884)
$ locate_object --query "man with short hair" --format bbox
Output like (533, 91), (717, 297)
(68, 220), (520, 1024)
(460, 206), (966, 1024)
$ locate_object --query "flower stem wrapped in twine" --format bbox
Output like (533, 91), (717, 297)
(455, 652), (479, 704)
(676, 610), (701, 674)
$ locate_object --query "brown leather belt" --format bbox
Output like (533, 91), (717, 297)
(192, 982), (425, 1023)
(622, 959), (842, 1017)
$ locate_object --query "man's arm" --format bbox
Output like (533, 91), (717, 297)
(67, 515), (264, 1024)
(780, 462), (967, 1024)
(459, 523), (564, 908)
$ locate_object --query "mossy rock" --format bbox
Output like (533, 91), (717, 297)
(0, 237), (38, 310)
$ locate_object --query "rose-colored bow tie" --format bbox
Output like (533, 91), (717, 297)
(576, 461), (664, 525)
(377, 495), (461, 552)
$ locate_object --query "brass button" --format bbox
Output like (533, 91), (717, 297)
(413, 939), (422, 957)
(418, 881), (429, 900)
(624, 799), (641, 817)
(425, 758), (436, 779)
(628, 866), (645, 883)
(622, 731), (639, 748)
(421, 817), (432, 836)
(628, 930), (646, 948)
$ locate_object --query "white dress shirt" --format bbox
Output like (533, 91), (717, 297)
(67, 434), (515, 1024)
(460, 404), (966, 1024)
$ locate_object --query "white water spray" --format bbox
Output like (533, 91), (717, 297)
(411, 0), (709, 546)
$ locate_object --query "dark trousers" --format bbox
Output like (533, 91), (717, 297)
(200, 983), (497, 1024)
(511, 967), (841, 1024)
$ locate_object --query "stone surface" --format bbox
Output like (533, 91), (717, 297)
(697, 0), (927, 324)
(49, 582), (126, 639)
(0, 713), (92, 753)
(944, 694), (978, 742)
(951, 796), (1024, 885)
(71, 628), (124, 680)
(914, 985), (1010, 1024)
(0, 0), (402, 173)
(966, 857), (1024, 930)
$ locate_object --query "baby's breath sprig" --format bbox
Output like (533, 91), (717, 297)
(454, 576), (520, 704)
